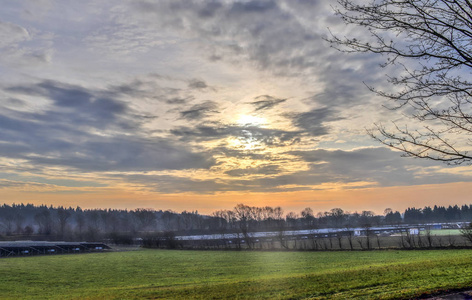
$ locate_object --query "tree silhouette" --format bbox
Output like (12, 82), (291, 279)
(329, 0), (472, 164)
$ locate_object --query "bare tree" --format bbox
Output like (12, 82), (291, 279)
(301, 207), (315, 228)
(460, 222), (472, 244)
(329, 0), (472, 164)
(233, 204), (255, 249)
(285, 212), (299, 228)
(272, 206), (287, 249)
(424, 227), (434, 248)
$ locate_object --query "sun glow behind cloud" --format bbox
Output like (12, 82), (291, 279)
(236, 114), (267, 127)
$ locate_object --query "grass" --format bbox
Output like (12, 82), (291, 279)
(1, 249), (472, 299)
(429, 229), (462, 236)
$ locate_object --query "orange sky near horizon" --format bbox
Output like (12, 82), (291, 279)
(1, 181), (470, 216)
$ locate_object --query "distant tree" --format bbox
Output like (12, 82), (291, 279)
(462, 205), (472, 220)
(0, 205), (15, 235)
(34, 209), (53, 235)
(359, 210), (375, 227)
(330, 208), (345, 228)
(384, 209), (402, 225)
(57, 207), (71, 239)
(181, 210), (196, 231)
(422, 206), (434, 223)
(161, 210), (177, 231)
(329, 0), (472, 164)
(75, 211), (85, 240)
(211, 210), (229, 231)
(433, 205), (447, 222)
(85, 210), (101, 241)
(267, 206), (286, 248)
(285, 212), (299, 228)
(233, 204), (255, 249)
(301, 207), (315, 228)
(445, 205), (461, 221)
(23, 225), (34, 236)
(404, 207), (423, 224)
(359, 211), (375, 249)
(134, 208), (156, 231)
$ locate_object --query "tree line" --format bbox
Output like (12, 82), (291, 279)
(1, 203), (471, 243)
(0, 204), (216, 242)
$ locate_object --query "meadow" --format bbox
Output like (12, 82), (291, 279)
(1, 249), (472, 299)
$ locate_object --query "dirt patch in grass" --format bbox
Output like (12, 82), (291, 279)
(417, 288), (472, 299)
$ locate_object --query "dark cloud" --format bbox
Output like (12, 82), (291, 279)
(5, 98), (26, 107)
(166, 97), (190, 105)
(105, 75), (203, 106)
(287, 107), (342, 136)
(1, 80), (216, 172)
(250, 95), (286, 111)
(179, 100), (218, 120)
(225, 164), (281, 177)
(119, 173), (291, 194)
(211, 146), (274, 161)
(112, 147), (472, 194)
(121, 171), (322, 194)
(0, 173), (105, 188)
(6, 80), (135, 130)
(25, 136), (215, 172)
(288, 147), (472, 187)
(121, 174), (236, 194)
(188, 79), (208, 89)
(197, 1), (224, 18)
(171, 124), (302, 146)
(229, 1), (277, 14)
(0, 179), (51, 189)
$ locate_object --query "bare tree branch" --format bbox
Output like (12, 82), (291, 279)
(329, 0), (472, 164)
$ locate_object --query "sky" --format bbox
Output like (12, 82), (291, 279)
(1, 0), (472, 215)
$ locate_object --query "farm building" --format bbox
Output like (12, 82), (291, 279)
(0, 241), (111, 258)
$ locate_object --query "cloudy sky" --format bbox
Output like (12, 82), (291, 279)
(1, 0), (471, 214)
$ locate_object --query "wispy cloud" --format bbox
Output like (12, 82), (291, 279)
(250, 95), (286, 111)
(179, 100), (219, 120)
(0, 0), (470, 210)
(1, 80), (216, 173)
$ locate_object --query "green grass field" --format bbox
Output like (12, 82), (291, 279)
(429, 229), (462, 236)
(1, 249), (472, 299)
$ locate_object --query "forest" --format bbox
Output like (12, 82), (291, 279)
(0, 203), (471, 243)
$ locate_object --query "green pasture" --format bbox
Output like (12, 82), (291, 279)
(429, 229), (462, 236)
(1, 249), (472, 299)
